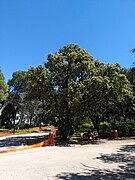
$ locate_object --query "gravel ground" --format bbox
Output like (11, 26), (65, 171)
(0, 134), (134, 180)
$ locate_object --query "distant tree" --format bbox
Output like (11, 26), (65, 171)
(130, 48), (135, 66)
(127, 67), (135, 93)
(0, 68), (8, 107)
(25, 65), (54, 126)
(121, 49), (135, 94)
(8, 70), (27, 94)
(7, 70), (41, 127)
(15, 93), (39, 126)
(130, 48), (135, 53)
(7, 70), (27, 109)
(7, 70), (27, 123)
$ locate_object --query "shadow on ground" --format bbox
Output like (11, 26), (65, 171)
(56, 143), (135, 180)
(119, 144), (135, 153)
(0, 135), (48, 148)
(0, 134), (101, 149)
(54, 136), (102, 147)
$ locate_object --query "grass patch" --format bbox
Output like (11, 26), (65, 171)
(0, 129), (10, 132)
(14, 129), (40, 135)
(0, 126), (52, 136)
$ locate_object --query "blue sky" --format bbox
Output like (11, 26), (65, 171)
(0, 0), (135, 82)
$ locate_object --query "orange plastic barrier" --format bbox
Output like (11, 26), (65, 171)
(0, 131), (13, 136)
(0, 127), (56, 154)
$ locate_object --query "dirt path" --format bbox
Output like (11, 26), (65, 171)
(0, 136), (134, 180)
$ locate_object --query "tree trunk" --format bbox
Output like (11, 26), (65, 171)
(92, 116), (100, 134)
(59, 100), (72, 140)
(29, 116), (32, 126)
(60, 121), (72, 140)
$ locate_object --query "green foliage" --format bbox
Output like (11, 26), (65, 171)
(8, 70), (27, 94)
(45, 43), (95, 139)
(99, 121), (135, 138)
(127, 67), (135, 94)
(26, 65), (50, 100)
(99, 122), (113, 138)
(113, 121), (135, 137)
(81, 62), (132, 133)
(1, 44), (134, 140)
(17, 123), (34, 129)
(82, 123), (93, 128)
(25, 65), (54, 126)
(120, 66), (135, 94)
(130, 48), (135, 53)
(80, 122), (94, 132)
(0, 68), (8, 106)
(7, 70), (29, 124)
(45, 43), (133, 139)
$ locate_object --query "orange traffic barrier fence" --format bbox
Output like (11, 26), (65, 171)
(0, 126), (56, 154)
(0, 131), (13, 136)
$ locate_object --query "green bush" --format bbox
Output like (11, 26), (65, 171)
(80, 122), (94, 132)
(17, 123), (34, 129)
(99, 120), (135, 138)
(112, 121), (135, 137)
(99, 121), (113, 138)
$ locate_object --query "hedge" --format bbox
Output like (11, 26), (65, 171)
(99, 121), (135, 138)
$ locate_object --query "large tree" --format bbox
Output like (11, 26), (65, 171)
(7, 70), (27, 108)
(7, 70), (27, 123)
(45, 43), (96, 139)
(45, 44), (133, 139)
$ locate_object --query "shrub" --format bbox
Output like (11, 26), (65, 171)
(112, 121), (135, 137)
(17, 123), (34, 129)
(99, 122), (113, 138)
(99, 120), (135, 138)
(80, 122), (94, 132)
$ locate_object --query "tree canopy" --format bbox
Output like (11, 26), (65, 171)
(0, 68), (8, 107)
(45, 44), (133, 139)
(45, 44), (96, 139)
(8, 70), (27, 94)
(0, 44), (134, 139)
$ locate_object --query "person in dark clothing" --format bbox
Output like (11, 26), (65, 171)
(87, 128), (94, 141)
